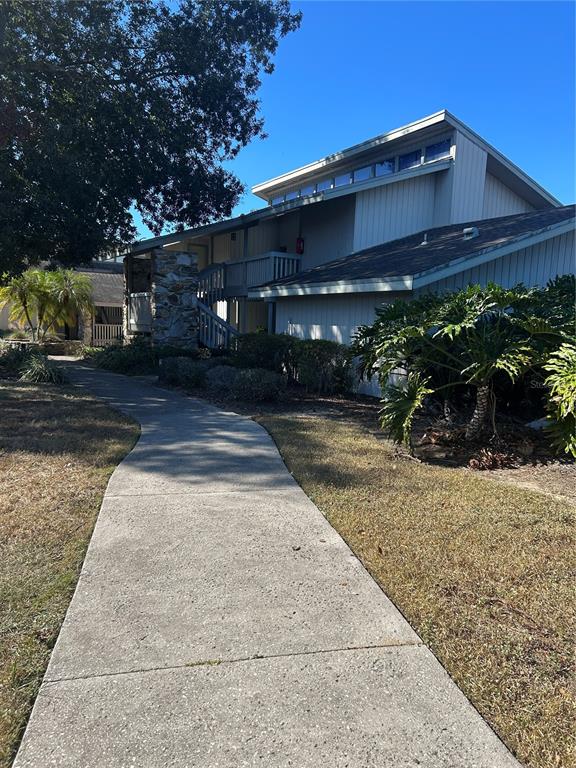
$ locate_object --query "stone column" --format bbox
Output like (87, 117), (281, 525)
(150, 249), (199, 349)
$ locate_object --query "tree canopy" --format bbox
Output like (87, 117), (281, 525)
(0, 0), (301, 274)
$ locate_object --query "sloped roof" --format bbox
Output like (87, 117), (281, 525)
(251, 206), (575, 297)
(77, 264), (124, 305)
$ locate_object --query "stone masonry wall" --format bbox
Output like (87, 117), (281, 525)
(151, 249), (199, 348)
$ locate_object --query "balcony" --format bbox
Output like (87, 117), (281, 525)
(198, 251), (301, 304)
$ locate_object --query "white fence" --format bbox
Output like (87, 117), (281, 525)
(92, 323), (123, 346)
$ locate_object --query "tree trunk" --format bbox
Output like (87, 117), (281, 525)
(466, 384), (491, 441)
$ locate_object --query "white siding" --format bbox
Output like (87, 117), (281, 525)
(353, 175), (436, 251)
(450, 132), (487, 223)
(417, 230), (575, 294)
(482, 173), (535, 218)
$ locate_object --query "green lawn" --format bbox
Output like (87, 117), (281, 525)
(0, 383), (138, 768)
(258, 413), (575, 768)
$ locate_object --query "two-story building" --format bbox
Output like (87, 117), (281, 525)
(125, 110), (575, 354)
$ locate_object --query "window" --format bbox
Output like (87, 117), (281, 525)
(300, 184), (315, 196)
(398, 150), (421, 171)
(271, 195), (284, 205)
(317, 178), (333, 192)
(425, 139), (451, 162)
(353, 166), (372, 182)
(334, 172), (351, 187)
(375, 159), (395, 177)
(285, 190), (298, 201)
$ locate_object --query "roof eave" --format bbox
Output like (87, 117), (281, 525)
(251, 110), (449, 199)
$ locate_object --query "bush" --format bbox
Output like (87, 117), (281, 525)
(544, 343), (576, 458)
(0, 343), (32, 374)
(175, 358), (216, 389)
(18, 353), (67, 384)
(93, 338), (158, 375)
(233, 332), (294, 373)
(230, 367), (286, 402)
(292, 339), (352, 394)
(205, 365), (239, 396)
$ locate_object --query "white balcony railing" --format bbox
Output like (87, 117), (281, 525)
(198, 252), (300, 300)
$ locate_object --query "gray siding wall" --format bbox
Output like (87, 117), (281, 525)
(416, 230), (575, 294)
(353, 175), (437, 251)
(300, 197), (355, 269)
(450, 131), (487, 223)
(275, 292), (401, 396)
(483, 173), (535, 218)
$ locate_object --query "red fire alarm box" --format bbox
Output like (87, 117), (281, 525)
(296, 237), (304, 255)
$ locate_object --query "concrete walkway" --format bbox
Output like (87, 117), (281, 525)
(15, 364), (520, 767)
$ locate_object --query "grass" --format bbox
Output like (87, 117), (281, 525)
(0, 382), (138, 768)
(258, 413), (575, 768)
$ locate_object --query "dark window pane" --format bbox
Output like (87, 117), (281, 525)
(398, 150), (421, 171)
(285, 190), (298, 201)
(272, 195), (284, 205)
(300, 184), (315, 196)
(425, 139), (451, 162)
(353, 166), (372, 182)
(334, 173), (351, 187)
(317, 178), (333, 192)
(375, 159), (395, 177)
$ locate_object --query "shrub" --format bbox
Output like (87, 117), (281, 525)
(93, 338), (157, 375)
(205, 365), (239, 396)
(230, 367), (286, 402)
(18, 353), (67, 384)
(175, 358), (216, 389)
(157, 356), (181, 384)
(80, 344), (101, 359)
(7, 329), (30, 341)
(544, 343), (576, 458)
(0, 343), (32, 374)
(234, 332), (294, 373)
(292, 339), (352, 394)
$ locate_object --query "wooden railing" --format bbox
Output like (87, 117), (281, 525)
(198, 303), (239, 349)
(197, 263), (226, 305)
(198, 252), (301, 300)
(92, 323), (123, 346)
(128, 292), (152, 332)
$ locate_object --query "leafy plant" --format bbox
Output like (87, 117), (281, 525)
(0, 343), (32, 374)
(292, 339), (352, 394)
(543, 343), (576, 458)
(205, 365), (239, 397)
(92, 338), (157, 375)
(352, 279), (574, 446)
(175, 358), (217, 389)
(18, 353), (67, 384)
(230, 368), (286, 402)
(233, 332), (294, 374)
(379, 372), (433, 448)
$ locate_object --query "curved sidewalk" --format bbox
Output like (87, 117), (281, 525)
(14, 364), (520, 767)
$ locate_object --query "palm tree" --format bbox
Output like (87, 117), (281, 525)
(39, 270), (93, 341)
(0, 268), (94, 342)
(0, 270), (43, 340)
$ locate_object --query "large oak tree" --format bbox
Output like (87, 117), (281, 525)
(0, 0), (300, 274)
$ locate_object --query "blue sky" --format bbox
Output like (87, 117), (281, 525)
(135, 0), (575, 238)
